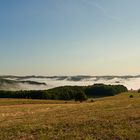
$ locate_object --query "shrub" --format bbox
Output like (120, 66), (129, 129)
(75, 92), (88, 102)
(129, 95), (133, 98)
(90, 99), (94, 102)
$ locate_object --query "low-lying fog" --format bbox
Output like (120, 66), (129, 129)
(30, 77), (140, 90)
(3, 76), (139, 91)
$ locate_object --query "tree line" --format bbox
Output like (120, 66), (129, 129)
(0, 84), (128, 101)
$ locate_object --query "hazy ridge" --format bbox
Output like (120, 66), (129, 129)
(0, 75), (140, 91)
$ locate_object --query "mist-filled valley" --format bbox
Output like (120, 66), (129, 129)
(1, 75), (140, 91)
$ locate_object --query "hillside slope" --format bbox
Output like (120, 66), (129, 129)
(0, 93), (140, 140)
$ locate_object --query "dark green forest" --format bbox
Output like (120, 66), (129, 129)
(0, 84), (128, 101)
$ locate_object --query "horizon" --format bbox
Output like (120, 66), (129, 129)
(1, 0), (140, 75)
(1, 74), (140, 77)
(1, 74), (140, 91)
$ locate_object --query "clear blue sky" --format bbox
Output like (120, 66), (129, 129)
(0, 0), (140, 76)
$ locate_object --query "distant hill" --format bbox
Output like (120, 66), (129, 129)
(0, 75), (140, 90)
(0, 78), (47, 91)
(1, 75), (140, 81)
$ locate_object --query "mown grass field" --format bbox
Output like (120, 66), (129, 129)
(0, 92), (140, 140)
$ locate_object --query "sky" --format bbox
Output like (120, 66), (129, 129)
(0, 0), (140, 76)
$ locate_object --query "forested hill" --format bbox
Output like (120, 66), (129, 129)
(0, 84), (128, 101)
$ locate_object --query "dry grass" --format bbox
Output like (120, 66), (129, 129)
(0, 93), (140, 140)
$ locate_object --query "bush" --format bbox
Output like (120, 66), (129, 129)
(75, 92), (88, 102)
(129, 95), (134, 98)
(90, 99), (94, 102)
(138, 89), (140, 93)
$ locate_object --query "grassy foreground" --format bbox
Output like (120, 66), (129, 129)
(0, 93), (140, 140)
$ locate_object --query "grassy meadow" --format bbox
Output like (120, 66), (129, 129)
(0, 92), (140, 140)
